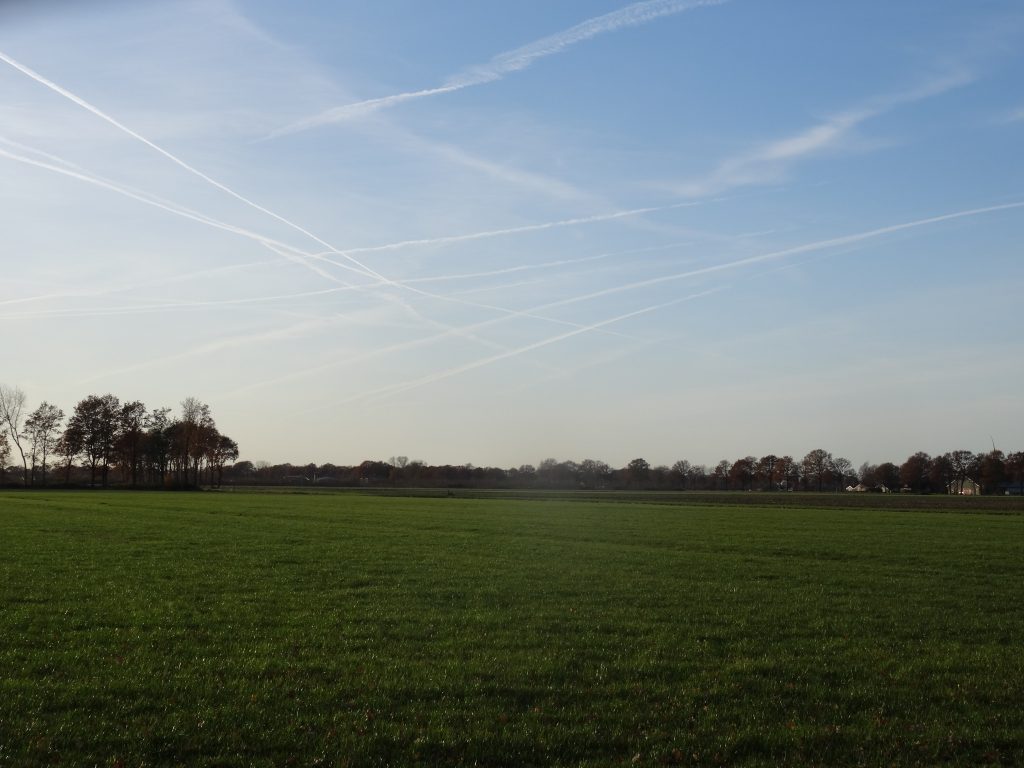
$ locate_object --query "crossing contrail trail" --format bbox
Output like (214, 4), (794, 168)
(304, 289), (720, 409)
(0, 238), (689, 317)
(247, 198), (1024, 398)
(0, 144), (361, 286)
(526, 200), (1024, 307)
(406, 253), (622, 283)
(313, 201), (706, 258)
(0, 143), (646, 341)
(1, 52), (674, 335)
(75, 313), (366, 386)
(0, 135), (82, 169)
(0, 49), (417, 292)
(268, 0), (726, 136)
(0, 286), (356, 320)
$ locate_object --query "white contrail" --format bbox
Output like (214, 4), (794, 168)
(0, 145), (362, 286)
(1, 53), (657, 335)
(269, 0), (726, 136)
(399, 240), (699, 285)
(0, 286), (356, 320)
(319, 201), (705, 258)
(406, 253), (616, 283)
(0, 135), (82, 169)
(0, 240), (687, 317)
(76, 313), (361, 386)
(246, 199), (1024, 397)
(309, 289), (720, 409)
(444, 278), (549, 297)
(0, 143), (653, 342)
(0, 143), (474, 343)
(0, 248), (630, 319)
(0, 49), (396, 287)
(675, 70), (974, 198)
(303, 200), (1024, 405)
(530, 200), (1024, 308)
(1, 55), (715, 337)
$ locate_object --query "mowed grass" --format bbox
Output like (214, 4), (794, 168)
(0, 492), (1022, 767)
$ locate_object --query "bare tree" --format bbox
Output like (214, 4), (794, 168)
(388, 455), (410, 485)
(776, 456), (799, 490)
(1006, 451), (1024, 496)
(729, 456), (756, 490)
(875, 462), (900, 491)
(0, 384), (30, 486)
(712, 459), (731, 490)
(755, 454), (778, 490)
(55, 425), (83, 486)
(948, 449), (977, 494)
(670, 459), (691, 489)
(977, 450), (1006, 496)
(830, 456), (854, 491)
(206, 434), (239, 487)
(900, 452), (932, 493)
(116, 400), (147, 488)
(68, 394), (120, 487)
(687, 463), (708, 490)
(175, 397), (214, 487)
(23, 402), (64, 486)
(143, 407), (172, 487)
(626, 457), (650, 487)
(929, 453), (953, 494)
(801, 448), (832, 492)
(0, 431), (9, 485)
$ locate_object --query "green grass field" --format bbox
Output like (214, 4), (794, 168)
(1, 491), (1022, 767)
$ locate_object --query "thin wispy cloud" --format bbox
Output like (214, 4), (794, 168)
(314, 290), (721, 409)
(323, 201), (707, 258)
(0, 139), (660, 348)
(3, 49), (672, 345)
(264, 199), (1024, 404)
(1, 142), (643, 369)
(0, 143), (360, 287)
(0, 49), (404, 290)
(1, 2), (1019, 470)
(532, 199), (1024, 308)
(1002, 106), (1024, 124)
(75, 312), (368, 387)
(0, 136), (515, 361)
(674, 70), (975, 198)
(268, 0), (726, 138)
(0, 134), (82, 169)
(341, 200), (1024, 405)
(0, 258), (280, 312)
(1, 130), (515, 347)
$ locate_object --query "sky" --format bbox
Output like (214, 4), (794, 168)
(1, 0), (1022, 469)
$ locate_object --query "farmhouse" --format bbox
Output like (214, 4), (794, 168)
(947, 478), (981, 495)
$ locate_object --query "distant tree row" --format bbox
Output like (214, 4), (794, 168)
(3, 380), (1019, 496)
(224, 449), (1024, 496)
(0, 384), (237, 489)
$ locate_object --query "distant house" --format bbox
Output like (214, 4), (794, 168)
(998, 481), (1024, 496)
(947, 478), (981, 495)
(847, 483), (869, 492)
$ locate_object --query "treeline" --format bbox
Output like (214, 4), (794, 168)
(4, 379), (1021, 496)
(0, 384), (238, 489)
(227, 449), (1024, 496)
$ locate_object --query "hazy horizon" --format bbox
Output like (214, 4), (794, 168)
(3, 0), (1022, 469)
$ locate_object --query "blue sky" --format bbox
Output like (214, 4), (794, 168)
(1, 0), (1022, 468)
